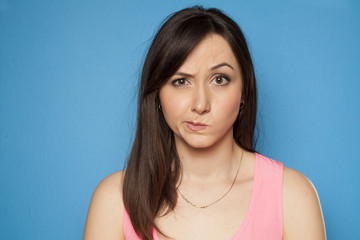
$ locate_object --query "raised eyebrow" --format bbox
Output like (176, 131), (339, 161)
(210, 62), (234, 71)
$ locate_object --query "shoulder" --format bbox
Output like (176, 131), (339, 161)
(93, 171), (124, 198)
(83, 171), (125, 240)
(282, 167), (326, 240)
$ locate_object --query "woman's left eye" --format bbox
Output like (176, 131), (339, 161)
(211, 75), (230, 86)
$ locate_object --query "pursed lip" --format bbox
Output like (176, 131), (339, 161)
(186, 121), (207, 126)
(186, 121), (208, 131)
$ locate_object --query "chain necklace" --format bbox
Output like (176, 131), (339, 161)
(177, 151), (243, 209)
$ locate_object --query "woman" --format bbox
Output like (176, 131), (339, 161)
(84, 6), (326, 240)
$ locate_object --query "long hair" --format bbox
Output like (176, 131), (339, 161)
(123, 6), (257, 239)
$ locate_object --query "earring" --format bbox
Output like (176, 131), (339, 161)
(239, 101), (245, 117)
(158, 104), (162, 111)
(240, 101), (244, 109)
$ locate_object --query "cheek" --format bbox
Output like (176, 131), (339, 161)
(215, 91), (242, 122)
(159, 87), (189, 125)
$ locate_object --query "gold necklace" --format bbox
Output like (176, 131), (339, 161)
(177, 151), (243, 209)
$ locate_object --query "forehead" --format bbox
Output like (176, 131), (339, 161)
(178, 34), (240, 73)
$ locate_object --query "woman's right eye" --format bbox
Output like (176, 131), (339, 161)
(171, 78), (189, 87)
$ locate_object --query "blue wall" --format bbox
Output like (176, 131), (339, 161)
(1, 0), (359, 239)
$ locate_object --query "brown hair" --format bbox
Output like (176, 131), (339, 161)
(123, 6), (257, 239)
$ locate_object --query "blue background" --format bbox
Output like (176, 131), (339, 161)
(1, 0), (359, 239)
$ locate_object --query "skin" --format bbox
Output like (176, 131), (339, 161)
(83, 34), (326, 240)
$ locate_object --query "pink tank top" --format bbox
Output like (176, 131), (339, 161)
(123, 153), (283, 239)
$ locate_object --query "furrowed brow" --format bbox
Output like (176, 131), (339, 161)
(173, 72), (194, 78)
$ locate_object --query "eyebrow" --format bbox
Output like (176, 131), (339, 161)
(173, 62), (234, 78)
(210, 62), (234, 70)
(173, 72), (194, 78)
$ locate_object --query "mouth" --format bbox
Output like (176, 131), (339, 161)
(186, 121), (208, 131)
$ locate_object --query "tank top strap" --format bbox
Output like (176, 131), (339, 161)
(245, 153), (284, 239)
(123, 208), (159, 240)
(123, 208), (141, 240)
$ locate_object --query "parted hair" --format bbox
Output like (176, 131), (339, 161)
(123, 6), (257, 240)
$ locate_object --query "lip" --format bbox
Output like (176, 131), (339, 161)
(186, 121), (207, 131)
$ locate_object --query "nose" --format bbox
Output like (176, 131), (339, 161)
(191, 84), (211, 115)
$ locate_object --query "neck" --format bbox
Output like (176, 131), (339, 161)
(175, 131), (243, 182)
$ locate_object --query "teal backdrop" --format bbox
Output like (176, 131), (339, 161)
(1, 0), (359, 239)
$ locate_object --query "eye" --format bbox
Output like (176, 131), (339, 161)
(171, 78), (189, 88)
(211, 74), (230, 86)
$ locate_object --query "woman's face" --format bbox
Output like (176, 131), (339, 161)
(159, 34), (243, 149)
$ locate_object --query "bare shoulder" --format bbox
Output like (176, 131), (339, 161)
(282, 167), (326, 240)
(283, 167), (317, 201)
(83, 171), (125, 240)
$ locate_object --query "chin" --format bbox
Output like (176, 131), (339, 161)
(183, 136), (218, 150)
(188, 142), (213, 149)
(175, 128), (233, 150)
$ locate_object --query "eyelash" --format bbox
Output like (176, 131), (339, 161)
(170, 74), (231, 88)
(171, 78), (189, 88)
(211, 74), (231, 86)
